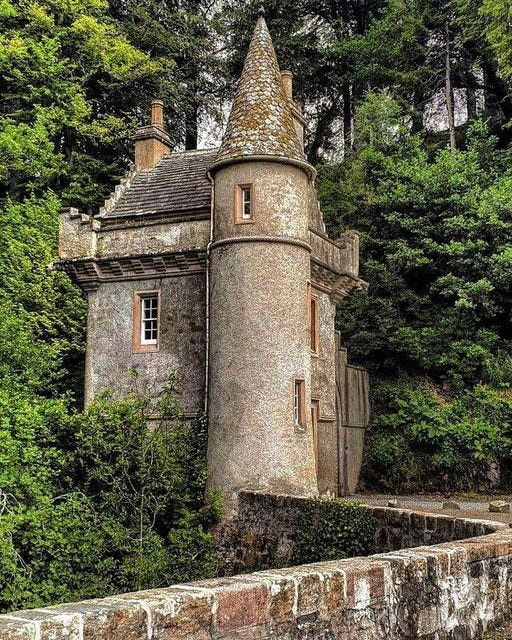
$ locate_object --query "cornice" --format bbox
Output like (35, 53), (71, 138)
(58, 249), (206, 291)
(311, 258), (368, 302)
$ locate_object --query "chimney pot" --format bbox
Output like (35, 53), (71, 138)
(281, 71), (293, 100)
(151, 99), (164, 128)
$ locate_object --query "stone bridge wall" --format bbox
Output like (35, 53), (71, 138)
(1, 493), (512, 639)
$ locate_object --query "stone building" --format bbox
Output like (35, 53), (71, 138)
(58, 13), (369, 507)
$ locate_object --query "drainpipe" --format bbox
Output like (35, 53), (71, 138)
(204, 170), (215, 415)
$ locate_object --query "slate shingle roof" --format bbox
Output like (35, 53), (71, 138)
(105, 148), (216, 218)
(213, 16), (305, 167)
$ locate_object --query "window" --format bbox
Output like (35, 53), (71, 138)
(311, 399), (320, 473)
(236, 184), (253, 222)
(294, 378), (306, 428)
(133, 291), (160, 352)
(141, 296), (158, 344)
(310, 297), (319, 353)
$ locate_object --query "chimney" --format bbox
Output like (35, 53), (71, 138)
(131, 99), (172, 171)
(281, 70), (293, 99)
(281, 71), (306, 148)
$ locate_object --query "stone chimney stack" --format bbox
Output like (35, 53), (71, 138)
(281, 70), (306, 148)
(131, 99), (172, 171)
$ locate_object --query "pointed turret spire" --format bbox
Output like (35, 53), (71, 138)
(211, 13), (306, 170)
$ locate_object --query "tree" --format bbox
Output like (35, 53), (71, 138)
(317, 92), (512, 491)
(481, 0), (512, 82)
(110, 0), (224, 151)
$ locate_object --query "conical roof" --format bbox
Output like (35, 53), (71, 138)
(212, 15), (306, 168)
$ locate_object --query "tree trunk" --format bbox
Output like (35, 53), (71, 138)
(445, 24), (457, 151)
(342, 84), (352, 154)
(185, 96), (198, 150)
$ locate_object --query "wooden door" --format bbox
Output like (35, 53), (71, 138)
(335, 332), (370, 495)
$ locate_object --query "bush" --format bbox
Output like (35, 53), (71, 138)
(0, 375), (220, 612)
(361, 377), (512, 493)
(291, 498), (376, 565)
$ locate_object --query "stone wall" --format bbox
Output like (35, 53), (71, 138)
(216, 491), (502, 576)
(85, 273), (206, 413)
(2, 493), (512, 639)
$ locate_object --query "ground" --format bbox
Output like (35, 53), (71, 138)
(351, 493), (512, 525)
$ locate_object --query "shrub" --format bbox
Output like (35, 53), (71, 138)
(0, 375), (220, 612)
(291, 498), (376, 565)
(361, 377), (512, 493)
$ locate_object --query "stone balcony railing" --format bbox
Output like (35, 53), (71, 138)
(309, 228), (360, 278)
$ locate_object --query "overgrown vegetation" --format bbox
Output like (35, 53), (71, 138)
(0, 376), (219, 613)
(291, 499), (376, 565)
(318, 97), (512, 493)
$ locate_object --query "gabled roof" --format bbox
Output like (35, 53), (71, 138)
(212, 15), (305, 169)
(101, 148), (216, 219)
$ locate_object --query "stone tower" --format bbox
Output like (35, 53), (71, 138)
(57, 12), (369, 513)
(206, 14), (319, 506)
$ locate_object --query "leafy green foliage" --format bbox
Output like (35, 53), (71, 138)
(291, 499), (376, 565)
(318, 93), (512, 492)
(0, 378), (220, 612)
(481, 0), (512, 81)
(363, 379), (512, 492)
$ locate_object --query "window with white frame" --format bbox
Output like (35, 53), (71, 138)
(141, 295), (158, 344)
(236, 184), (253, 222)
(133, 291), (160, 352)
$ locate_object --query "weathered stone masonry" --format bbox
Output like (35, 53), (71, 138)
(2, 493), (512, 639)
(58, 13), (368, 505)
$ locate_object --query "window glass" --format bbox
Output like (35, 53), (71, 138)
(241, 187), (251, 219)
(294, 379), (305, 427)
(141, 295), (158, 344)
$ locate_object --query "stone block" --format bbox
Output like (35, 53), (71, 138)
(8, 610), (82, 640)
(442, 500), (461, 510)
(0, 619), (36, 640)
(345, 562), (385, 608)
(48, 600), (147, 640)
(489, 501), (510, 513)
(136, 587), (213, 640)
(213, 580), (269, 634)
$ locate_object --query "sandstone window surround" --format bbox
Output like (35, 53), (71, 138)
(306, 282), (319, 354)
(132, 290), (160, 353)
(293, 378), (306, 428)
(235, 184), (254, 223)
(311, 398), (320, 473)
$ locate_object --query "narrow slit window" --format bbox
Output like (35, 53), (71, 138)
(310, 297), (319, 352)
(294, 378), (306, 428)
(236, 184), (253, 222)
(241, 187), (251, 219)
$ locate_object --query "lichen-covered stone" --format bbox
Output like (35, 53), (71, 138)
(212, 16), (305, 168)
(489, 500), (510, 513)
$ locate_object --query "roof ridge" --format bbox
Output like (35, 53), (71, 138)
(164, 147), (219, 160)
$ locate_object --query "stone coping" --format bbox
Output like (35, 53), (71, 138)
(1, 502), (511, 639)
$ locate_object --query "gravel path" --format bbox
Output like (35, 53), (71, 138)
(350, 493), (512, 525)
